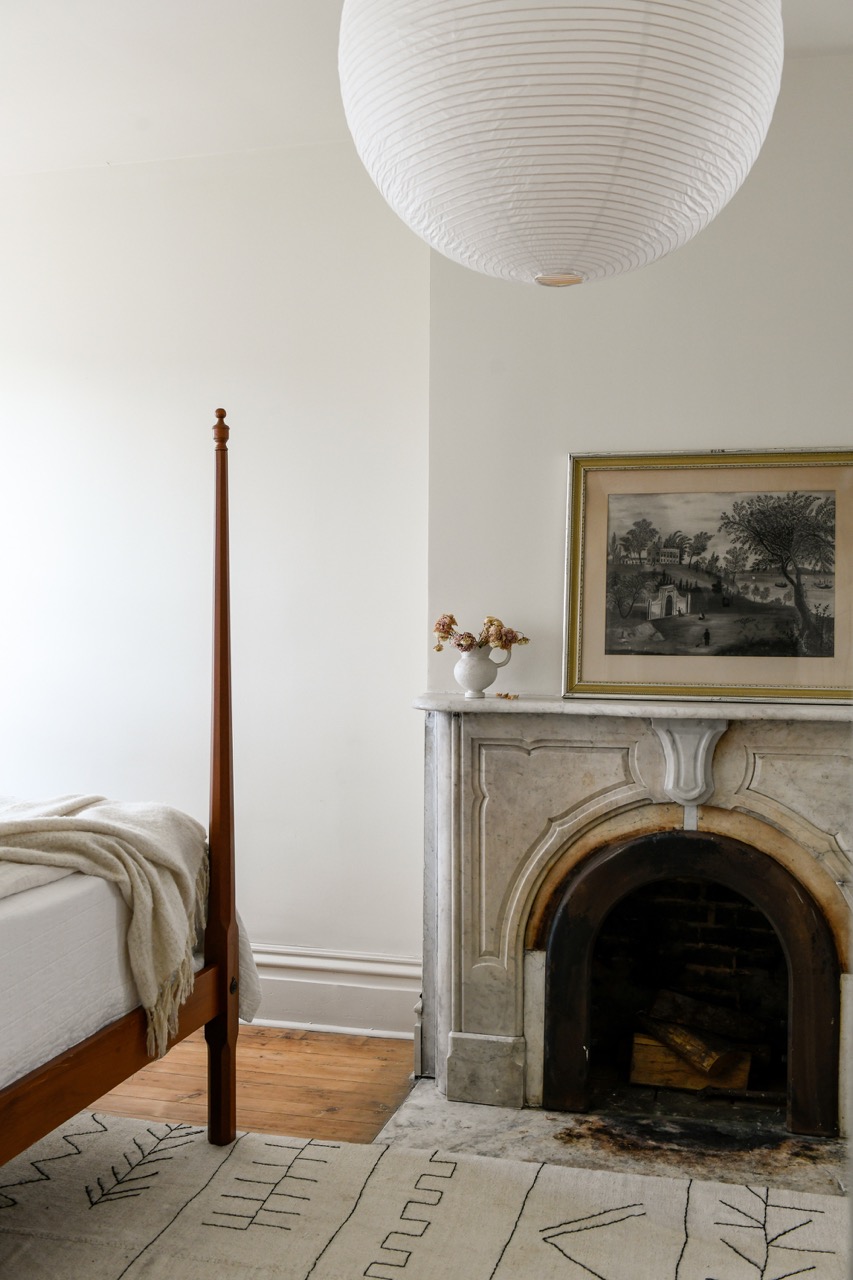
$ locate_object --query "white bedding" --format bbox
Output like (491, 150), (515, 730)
(0, 795), (210, 1057)
(0, 869), (261, 1093)
(0, 872), (140, 1089)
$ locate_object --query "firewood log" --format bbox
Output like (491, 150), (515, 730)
(630, 1034), (751, 1092)
(648, 989), (764, 1042)
(637, 1015), (742, 1077)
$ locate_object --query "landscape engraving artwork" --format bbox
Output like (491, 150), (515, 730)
(604, 489), (835, 659)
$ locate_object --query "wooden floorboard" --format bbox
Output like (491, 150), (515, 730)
(93, 1025), (415, 1143)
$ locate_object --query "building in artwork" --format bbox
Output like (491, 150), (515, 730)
(647, 582), (691, 619)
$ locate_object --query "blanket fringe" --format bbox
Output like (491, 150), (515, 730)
(145, 853), (211, 1058)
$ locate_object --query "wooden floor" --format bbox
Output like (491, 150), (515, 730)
(94, 1025), (415, 1143)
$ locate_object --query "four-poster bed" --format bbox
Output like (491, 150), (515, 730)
(0, 410), (241, 1166)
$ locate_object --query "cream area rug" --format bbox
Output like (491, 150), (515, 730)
(0, 1112), (847, 1279)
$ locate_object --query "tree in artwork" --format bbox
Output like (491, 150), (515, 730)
(718, 491), (834, 654)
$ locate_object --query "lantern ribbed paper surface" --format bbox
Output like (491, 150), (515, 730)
(338, 0), (783, 285)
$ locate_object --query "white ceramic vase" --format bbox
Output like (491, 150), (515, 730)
(453, 644), (511, 698)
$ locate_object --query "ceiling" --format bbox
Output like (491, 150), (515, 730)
(0, 1), (850, 178)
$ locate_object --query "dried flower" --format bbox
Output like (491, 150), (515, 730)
(431, 613), (531, 654)
(433, 612), (458, 651)
(453, 631), (479, 652)
(490, 625), (531, 651)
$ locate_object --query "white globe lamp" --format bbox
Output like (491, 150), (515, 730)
(338, 0), (784, 286)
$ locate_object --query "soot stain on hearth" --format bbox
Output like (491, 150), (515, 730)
(555, 1113), (836, 1165)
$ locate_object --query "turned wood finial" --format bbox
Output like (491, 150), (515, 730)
(213, 408), (229, 447)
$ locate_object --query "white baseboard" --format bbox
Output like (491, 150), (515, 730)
(250, 944), (422, 1039)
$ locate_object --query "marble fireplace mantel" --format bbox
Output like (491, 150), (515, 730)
(414, 693), (852, 807)
(415, 693), (853, 1134)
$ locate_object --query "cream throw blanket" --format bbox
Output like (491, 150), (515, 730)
(0, 795), (213, 1057)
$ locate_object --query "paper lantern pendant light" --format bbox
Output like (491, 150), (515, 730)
(338, 1), (783, 286)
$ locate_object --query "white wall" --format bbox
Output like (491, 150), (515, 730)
(1, 49), (849, 1038)
(0, 140), (430, 1032)
(427, 55), (853, 697)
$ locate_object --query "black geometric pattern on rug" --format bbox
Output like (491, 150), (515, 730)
(87, 1122), (205, 1206)
(541, 1196), (648, 1260)
(713, 1184), (836, 1277)
(364, 1151), (457, 1277)
(204, 1138), (342, 1232)
(0, 1112), (109, 1209)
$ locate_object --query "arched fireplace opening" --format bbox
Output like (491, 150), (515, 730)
(589, 878), (788, 1099)
(539, 831), (840, 1136)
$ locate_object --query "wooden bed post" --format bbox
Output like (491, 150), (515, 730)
(0, 412), (241, 1165)
(205, 409), (239, 1144)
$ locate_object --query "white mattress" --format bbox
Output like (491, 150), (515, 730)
(0, 872), (140, 1089)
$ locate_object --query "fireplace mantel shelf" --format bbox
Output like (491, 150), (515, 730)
(414, 692), (852, 722)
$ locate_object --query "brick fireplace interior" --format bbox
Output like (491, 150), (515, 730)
(416, 698), (851, 1141)
(532, 830), (839, 1135)
(589, 877), (788, 1097)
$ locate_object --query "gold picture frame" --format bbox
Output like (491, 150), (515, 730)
(563, 448), (853, 701)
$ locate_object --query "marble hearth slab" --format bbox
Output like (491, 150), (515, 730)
(378, 1080), (848, 1198)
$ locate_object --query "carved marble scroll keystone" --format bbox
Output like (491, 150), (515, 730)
(651, 718), (728, 806)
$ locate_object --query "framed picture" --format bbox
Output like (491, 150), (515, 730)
(563, 448), (853, 701)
